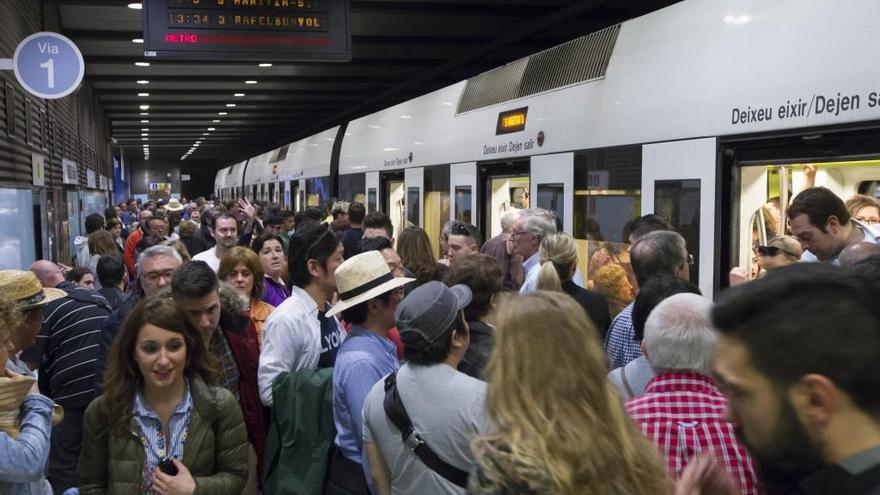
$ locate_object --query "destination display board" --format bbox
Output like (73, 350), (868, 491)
(142, 0), (351, 61)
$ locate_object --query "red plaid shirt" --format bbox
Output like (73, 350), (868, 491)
(626, 372), (759, 495)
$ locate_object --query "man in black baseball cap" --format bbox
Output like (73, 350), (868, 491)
(361, 281), (491, 494)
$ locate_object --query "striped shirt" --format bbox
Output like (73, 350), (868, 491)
(21, 281), (111, 408)
(604, 302), (642, 370)
(133, 385), (193, 494)
(626, 372), (759, 495)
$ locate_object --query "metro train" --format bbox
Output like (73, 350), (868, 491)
(215, 0), (880, 298)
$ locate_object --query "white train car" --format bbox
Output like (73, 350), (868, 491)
(238, 126), (342, 212)
(334, 0), (880, 297)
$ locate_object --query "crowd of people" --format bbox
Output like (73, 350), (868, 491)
(0, 185), (879, 494)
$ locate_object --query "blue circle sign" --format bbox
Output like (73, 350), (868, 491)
(13, 32), (84, 100)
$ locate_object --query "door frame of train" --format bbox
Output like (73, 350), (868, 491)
(477, 159), (530, 241)
(449, 162), (476, 224)
(365, 172), (379, 213)
(642, 137), (718, 299)
(404, 167), (424, 228)
(530, 152), (574, 234)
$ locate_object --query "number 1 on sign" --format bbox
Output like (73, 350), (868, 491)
(40, 58), (55, 89)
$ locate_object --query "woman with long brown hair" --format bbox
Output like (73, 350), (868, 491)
(469, 291), (670, 495)
(397, 226), (445, 291)
(78, 297), (248, 494)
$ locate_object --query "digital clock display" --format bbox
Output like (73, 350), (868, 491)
(143, 0), (350, 61)
(496, 107), (528, 135)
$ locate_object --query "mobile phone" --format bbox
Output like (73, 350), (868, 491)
(158, 457), (178, 476)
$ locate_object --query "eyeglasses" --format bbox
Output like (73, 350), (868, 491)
(143, 270), (175, 283)
(757, 246), (784, 257)
(510, 230), (531, 239)
(686, 254), (695, 266)
(855, 216), (880, 225)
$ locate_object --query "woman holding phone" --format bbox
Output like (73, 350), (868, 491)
(78, 297), (248, 495)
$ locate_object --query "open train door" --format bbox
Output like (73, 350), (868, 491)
(642, 138), (718, 298)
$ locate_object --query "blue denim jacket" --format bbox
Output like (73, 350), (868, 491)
(0, 394), (54, 495)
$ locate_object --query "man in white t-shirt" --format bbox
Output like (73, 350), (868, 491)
(192, 213), (238, 272)
(362, 281), (491, 495)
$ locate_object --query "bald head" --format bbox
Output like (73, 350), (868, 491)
(839, 241), (880, 268)
(30, 260), (65, 288)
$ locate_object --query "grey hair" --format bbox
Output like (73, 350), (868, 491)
(136, 245), (183, 276)
(643, 293), (716, 375)
(518, 208), (557, 238)
(500, 210), (521, 231)
(630, 230), (687, 286)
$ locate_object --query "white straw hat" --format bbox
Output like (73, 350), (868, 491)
(326, 250), (414, 318)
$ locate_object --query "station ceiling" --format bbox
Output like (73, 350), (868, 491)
(57, 0), (679, 170)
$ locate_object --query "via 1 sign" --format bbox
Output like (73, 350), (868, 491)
(13, 32), (84, 100)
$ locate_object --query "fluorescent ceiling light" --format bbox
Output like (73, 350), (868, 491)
(127, 3), (142, 9)
(226, 103), (236, 107)
(135, 62), (150, 67)
(137, 80), (149, 84)
(207, 127), (215, 131)
(258, 63), (272, 67)
(245, 80), (257, 84)
(138, 92), (149, 97)
(132, 38), (144, 44)
(212, 119), (220, 123)
(234, 93), (245, 97)
(140, 119), (149, 123)
(218, 112), (227, 115)
(139, 105), (150, 110)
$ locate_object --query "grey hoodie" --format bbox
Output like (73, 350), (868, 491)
(74, 235), (90, 267)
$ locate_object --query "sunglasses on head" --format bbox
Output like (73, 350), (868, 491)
(757, 246), (783, 257)
(451, 222), (476, 237)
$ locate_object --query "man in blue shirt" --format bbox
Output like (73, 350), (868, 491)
(324, 250), (414, 495)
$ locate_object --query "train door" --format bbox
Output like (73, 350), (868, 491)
(297, 179), (306, 211)
(642, 138), (717, 298)
(279, 181), (287, 209)
(268, 183), (276, 204)
(404, 168), (423, 228)
(450, 162), (476, 229)
(380, 171), (405, 243)
(365, 172), (379, 213)
(531, 152), (573, 234)
(723, 127), (880, 287)
(478, 159), (529, 240)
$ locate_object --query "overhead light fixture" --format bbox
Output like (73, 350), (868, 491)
(135, 62), (150, 67)
(212, 119), (220, 123)
(245, 80), (257, 84)
(258, 63), (272, 67)
(202, 132), (208, 135)
(225, 103), (236, 107)
(140, 112), (149, 116)
(207, 127), (215, 131)
(141, 133), (148, 136)
(141, 128), (149, 131)
(138, 92), (149, 97)
(137, 80), (149, 84)
(127, 3), (142, 9)
(139, 105), (150, 110)
(132, 38), (144, 44)
(234, 93), (245, 97)
(140, 119), (149, 123)
(218, 112), (227, 115)
(141, 137), (148, 141)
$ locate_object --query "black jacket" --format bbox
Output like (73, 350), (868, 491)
(562, 280), (611, 342)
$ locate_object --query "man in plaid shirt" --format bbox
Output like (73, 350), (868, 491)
(627, 293), (759, 495)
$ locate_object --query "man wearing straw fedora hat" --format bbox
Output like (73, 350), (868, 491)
(324, 250), (414, 495)
(0, 270), (66, 377)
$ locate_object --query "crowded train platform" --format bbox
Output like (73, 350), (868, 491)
(4, 0), (880, 494)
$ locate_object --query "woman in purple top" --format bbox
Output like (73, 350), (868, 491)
(252, 233), (290, 307)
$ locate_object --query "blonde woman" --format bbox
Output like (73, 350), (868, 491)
(536, 233), (610, 338)
(469, 291), (670, 495)
(594, 263), (633, 318)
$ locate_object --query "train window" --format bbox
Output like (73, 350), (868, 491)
(424, 165), (450, 258)
(338, 174), (366, 204)
(307, 177), (330, 207)
(0, 188), (36, 269)
(454, 186), (472, 224)
(573, 146), (641, 304)
(537, 183), (564, 228)
(367, 188), (377, 213)
(655, 179), (701, 284)
(406, 187), (420, 226)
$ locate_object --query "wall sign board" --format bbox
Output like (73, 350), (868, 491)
(142, 0), (351, 61)
(11, 32), (84, 99)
